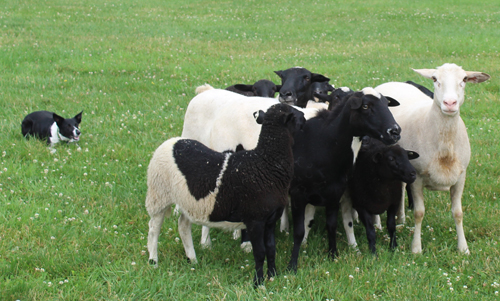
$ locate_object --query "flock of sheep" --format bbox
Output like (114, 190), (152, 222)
(144, 63), (490, 286)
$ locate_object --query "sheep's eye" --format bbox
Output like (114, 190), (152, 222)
(362, 104), (369, 110)
(304, 76), (310, 82)
(463, 76), (468, 82)
(432, 76), (437, 82)
(388, 156), (394, 161)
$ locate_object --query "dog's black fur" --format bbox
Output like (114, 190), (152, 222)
(22, 111), (83, 150)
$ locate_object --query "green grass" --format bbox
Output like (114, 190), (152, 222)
(1, 0), (499, 299)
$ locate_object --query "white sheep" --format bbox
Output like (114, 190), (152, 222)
(373, 63), (490, 254)
(146, 103), (305, 286)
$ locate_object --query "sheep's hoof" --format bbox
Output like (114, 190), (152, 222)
(148, 259), (157, 266)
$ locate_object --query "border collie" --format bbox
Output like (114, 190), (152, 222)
(22, 110), (83, 153)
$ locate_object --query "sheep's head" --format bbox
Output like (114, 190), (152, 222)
(275, 67), (329, 107)
(413, 63), (490, 116)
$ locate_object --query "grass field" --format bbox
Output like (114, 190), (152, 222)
(1, 0), (499, 300)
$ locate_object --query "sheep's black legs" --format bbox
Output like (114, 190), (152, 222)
(358, 209), (377, 255)
(246, 221), (267, 287)
(264, 208), (283, 279)
(387, 204), (398, 250)
(325, 203), (340, 259)
(287, 200), (306, 273)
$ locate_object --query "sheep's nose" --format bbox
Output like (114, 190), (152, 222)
(76, 129), (81, 135)
(388, 125), (401, 142)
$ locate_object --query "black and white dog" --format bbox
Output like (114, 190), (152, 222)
(22, 110), (83, 152)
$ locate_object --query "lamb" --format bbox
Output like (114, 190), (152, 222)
(181, 88), (320, 249)
(225, 79), (281, 98)
(374, 63), (490, 254)
(347, 136), (419, 254)
(287, 88), (401, 272)
(146, 103), (305, 287)
(275, 67), (330, 107)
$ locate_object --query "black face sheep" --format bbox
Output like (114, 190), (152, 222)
(225, 79), (281, 98)
(287, 88), (401, 272)
(146, 103), (305, 287)
(347, 136), (419, 254)
(274, 67), (330, 107)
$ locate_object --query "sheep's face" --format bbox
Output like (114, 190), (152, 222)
(349, 88), (401, 145)
(413, 63), (491, 116)
(275, 67), (329, 108)
(372, 146), (419, 184)
(253, 79), (280, 98)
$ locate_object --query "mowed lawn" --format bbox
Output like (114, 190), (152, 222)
(1, 0), (499, 300)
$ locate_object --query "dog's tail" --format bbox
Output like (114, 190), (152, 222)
(195, 84), (214, 94)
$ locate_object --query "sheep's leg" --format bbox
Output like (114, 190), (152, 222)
(410, 178), (425, 254)
(147, 207), (170, 265)
(451, 173), (469, 254)
(264, 209), (282, 279)
(200, 226), (212, 249)
(287, 200), (307, 273)
(358, 209), (377, 255)
(178, 213), (197, 263)
(387, 204), (398, 250)
(340, 191), (358, 248)
(302, 204), (316, 244)
(246, 221), (267, 287)
(240, 229), (252, 253)
(279, 200), (290, 233)
(373, 214), (382, 230)
(396, 182), (407, 224)
(325, 202), (340, 259)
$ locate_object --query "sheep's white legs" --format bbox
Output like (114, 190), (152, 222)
(280, 200), (291, 233)
(410, 178), (425, 253)
(451, 173), (470, 254)
(340, 192), (358, 248)
(200, 226), (212, 248)
(302, 204), (316, 244)
(373, 214), (382, 230)
(147, 208), (169, 265)
(178, 213), (197, 263)
(397, 182), (407, 224)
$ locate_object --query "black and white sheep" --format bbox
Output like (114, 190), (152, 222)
(347, 136), (419, 254)
(287, 88), (401, 272)
(275, 67), (330, 107)
(225, 79), (281, 98)
(146, 103), (305, 287)
(375, 63), (491, 254)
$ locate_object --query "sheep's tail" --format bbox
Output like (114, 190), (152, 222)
(195, 84), (214, 94)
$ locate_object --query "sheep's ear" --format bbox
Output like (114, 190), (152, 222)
(253, 110), (266, 124)
(386, 96), (400, 107)
(407, 151), (420, 160)
(234, 84), (254, 92)
(311, 73), (330, 83)
(275, 85), (282, 92)
(413, 68), (436, 80)
(465, 71), (491, 84)
(327, 84), (335, 92)
(74, 111), (83, 124)
(372, 152), (382, 163)
(349, 93), (363, 110)
(53, 113), (65, 125)
(274, 70), (284, 79)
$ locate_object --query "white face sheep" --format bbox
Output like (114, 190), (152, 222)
(146, 103), (305, 287)
(374, 63), (490, 254)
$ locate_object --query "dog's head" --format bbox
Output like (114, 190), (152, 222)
(53, 111), (83, 142)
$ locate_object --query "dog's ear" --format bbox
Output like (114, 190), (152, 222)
(53, 113), (65, 125)
(74, 111), (83, 124)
